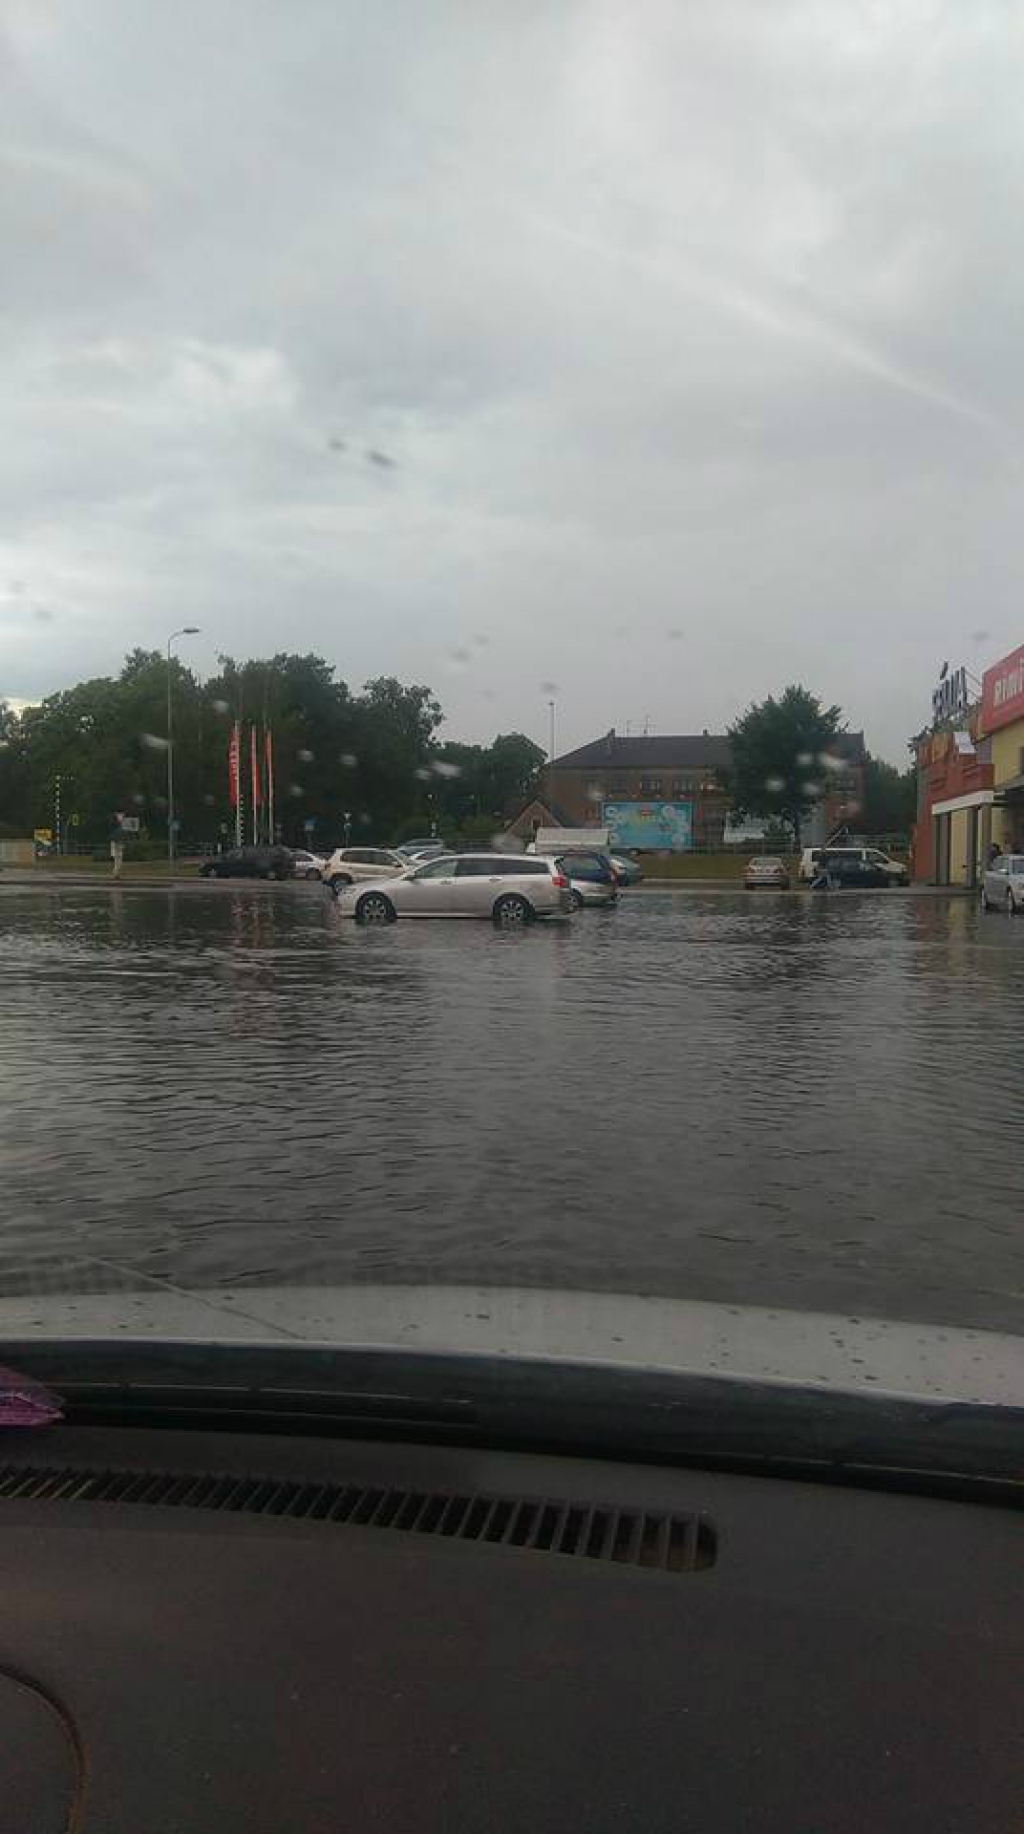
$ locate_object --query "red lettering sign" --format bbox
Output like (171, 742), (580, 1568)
(981, 643), (1024, 733)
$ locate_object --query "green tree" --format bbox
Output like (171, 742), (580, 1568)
(426, 731), (545, 833)
(727, 686), (844, 851)
(858, 756), (916, 836)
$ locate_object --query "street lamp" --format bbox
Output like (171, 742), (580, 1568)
(166, 627), (200, 865)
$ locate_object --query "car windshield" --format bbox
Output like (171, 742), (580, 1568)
(2, 1), (1024, 1452)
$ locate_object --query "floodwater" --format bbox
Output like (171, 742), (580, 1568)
(1, 882), (1023, 1335)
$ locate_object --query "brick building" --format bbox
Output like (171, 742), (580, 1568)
(541, 731), (733, 850)
(505, 727), (868, 852)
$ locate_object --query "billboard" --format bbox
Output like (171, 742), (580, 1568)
(981, 643), (1024, 734)
(603, 800), (693, 851)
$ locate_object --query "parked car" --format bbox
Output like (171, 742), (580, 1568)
(810, 857), (892, 890)
(556, 850), (618, 910)
(799, 846), (907, 885)
(608, 852), (643, 886)
(335, 854), (571, 924)
(396, 838), (448, 860)
(323, 846), (409, 891)
(744, 855), (790, 890)
(289, 849), (327, 881)
(199, 845), (293, 881)
(980, 853), (1024, 912)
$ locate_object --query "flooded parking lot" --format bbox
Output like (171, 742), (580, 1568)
(1, 882), (1022, 1334)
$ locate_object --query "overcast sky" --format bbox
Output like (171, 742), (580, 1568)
(4, 1), (1024, 760)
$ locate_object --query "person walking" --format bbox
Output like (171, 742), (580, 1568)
(109, 814), (126, 880)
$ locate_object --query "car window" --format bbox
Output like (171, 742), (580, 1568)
(992, 857), (1009, 874)
(412, 859), (456, 880)
(455, 858), (496, 877)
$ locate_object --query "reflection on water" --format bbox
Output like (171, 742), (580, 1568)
(2, 884), (1024, 1333)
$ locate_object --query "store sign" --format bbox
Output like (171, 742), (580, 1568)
(932, 665), (969, 725)
(981, 642), (1024, 734)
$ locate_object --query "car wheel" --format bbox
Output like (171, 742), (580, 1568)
(329, 874), (352, 892)
(304, 868), (319, 881)
(493, 893), (531, 926)
(355, 892), (396, 925)
(568, 889), (584, 911)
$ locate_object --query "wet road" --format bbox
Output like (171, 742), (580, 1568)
(1, 882), (1022, 1334)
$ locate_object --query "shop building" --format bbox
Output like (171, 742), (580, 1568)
(914, 643), (1024, 885)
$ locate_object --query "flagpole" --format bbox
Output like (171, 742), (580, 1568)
(265, 727), (275, 846)
(250, 725), (259, 845)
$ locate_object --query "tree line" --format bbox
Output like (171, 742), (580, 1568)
(0, 651), (546, 850)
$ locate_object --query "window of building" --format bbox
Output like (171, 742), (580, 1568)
(639, 777), (663, 796)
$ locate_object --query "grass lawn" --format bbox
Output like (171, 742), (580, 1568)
(31, 857), (204, 878)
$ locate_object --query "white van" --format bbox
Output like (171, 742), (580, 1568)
(530, 827), (611, 854)
(799, 846), (907, 884)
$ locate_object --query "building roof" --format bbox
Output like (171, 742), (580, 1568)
(551, 731), (733, 771)
(504, 793), (578, 828)
(551, 727), (867, 772)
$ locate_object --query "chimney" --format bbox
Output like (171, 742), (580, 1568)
(606, 726), (616, 759)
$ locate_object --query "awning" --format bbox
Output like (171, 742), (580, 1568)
(931, 789), (993, 816)
(994, 773), (1024, 800)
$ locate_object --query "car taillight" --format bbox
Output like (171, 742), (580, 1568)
(552, 871), (569, 889)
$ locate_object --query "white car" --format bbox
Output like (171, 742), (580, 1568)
(799, 846), (907, 885)
(323, 846), (409, 891)
(980, 852), (1024, 912)
(334, 853), (572, 923)
(289, 849), (328, 881)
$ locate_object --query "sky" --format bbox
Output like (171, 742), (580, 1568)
(4, 0), (1024, 762)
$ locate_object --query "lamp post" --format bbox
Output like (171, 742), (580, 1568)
(166, 627), (200, 865)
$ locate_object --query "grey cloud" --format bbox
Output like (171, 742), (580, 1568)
(4, 1), (1024, 757)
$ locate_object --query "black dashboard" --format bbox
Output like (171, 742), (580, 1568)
(2, 1420), (1021, 1832)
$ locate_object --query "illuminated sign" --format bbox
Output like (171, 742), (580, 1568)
(981, 642), (1024, 734)
(932, 666), (969, 726)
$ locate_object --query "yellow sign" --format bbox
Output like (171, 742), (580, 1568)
(34, 828), (53, 843)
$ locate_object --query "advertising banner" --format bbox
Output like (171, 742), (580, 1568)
(603, 801), (693, 851)
(981, 643), (1024, 734)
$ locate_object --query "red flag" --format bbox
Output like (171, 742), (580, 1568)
(227, 722), (240, 808)
(250, 725), (261, 808)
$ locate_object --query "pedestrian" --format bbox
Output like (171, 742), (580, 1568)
(109, 814), (125, 880)
(987, 840), (1002, 868)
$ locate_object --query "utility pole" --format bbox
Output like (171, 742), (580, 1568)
(548, 699), (556, 763)
(166, 627), (200, 866)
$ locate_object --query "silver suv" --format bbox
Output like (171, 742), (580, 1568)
(335, 854), (572, 924)
(323, 846), (408, 891)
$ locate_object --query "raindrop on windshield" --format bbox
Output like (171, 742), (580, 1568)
(140, 732), (169, 752)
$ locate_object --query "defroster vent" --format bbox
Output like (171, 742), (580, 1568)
(0, 1464), (716, 1574)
